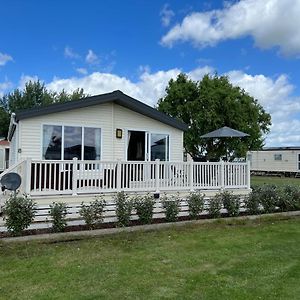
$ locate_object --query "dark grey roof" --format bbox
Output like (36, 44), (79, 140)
(15, 90), (188, 131)
(261, 147), (300, 151)
(201, 126), (249, 138)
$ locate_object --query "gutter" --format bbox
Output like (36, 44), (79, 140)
(7, 113), (17, 141)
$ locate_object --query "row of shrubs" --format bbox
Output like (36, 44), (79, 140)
(2, 184), (300, 235)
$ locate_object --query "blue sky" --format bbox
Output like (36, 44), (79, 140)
(1, 0), (300, 146)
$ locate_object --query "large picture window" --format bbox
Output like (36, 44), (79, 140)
(43, 125), (101, 160)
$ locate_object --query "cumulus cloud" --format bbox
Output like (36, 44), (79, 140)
(160, 4), (175, 27)
(161, 0), (300, 56)
(64, 46), (80, 59)
(0, 52), (13, 66)
(86, 49), (99, 64)
(227, 70), (300, 146)
(46, 66), (213, 107)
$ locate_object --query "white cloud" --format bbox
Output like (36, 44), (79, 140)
(160, 4), (175, 27)
(86, 49), (99, 64)
(18, 75), (40, 89)
(0, 52), (13, 66)
(46, 66), (212, 107)
(0, 80), (13, 97)
(161, 0), (300, 56)
(76, 68), (88, 75)
(64, 46), (80, 59)
(227, 70), (300, 146)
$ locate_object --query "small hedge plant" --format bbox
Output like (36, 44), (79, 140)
(278, 185), (300, 211)
(221, 191), (240, 217)
(2, 194), (36, 236)
(245, 189), (261, 215)
(209, 193), (223, 218)
(115, 191), (133, 227)
(259, 185), (278, 213)
(161, 193), (181, 222)
(49, 202), (68, 232)
(79, 195), (106, 229)
(133, 193), (155, 224)
(186, 192), (205, 219)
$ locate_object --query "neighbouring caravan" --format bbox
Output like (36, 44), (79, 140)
(0, 140), (9, 173)
(248, 147), (300, 176)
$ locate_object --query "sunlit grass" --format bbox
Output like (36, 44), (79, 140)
(0, 216), (299, 299)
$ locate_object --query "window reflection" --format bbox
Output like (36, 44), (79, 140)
(84, 128), (101, 160)
(151, 134), (169, 161)
(43, 125), (62, 160)
(64, 126), (82, 160)
(42, 125), (101, 160)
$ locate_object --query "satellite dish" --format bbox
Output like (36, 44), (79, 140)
(0, 172), (22, 191)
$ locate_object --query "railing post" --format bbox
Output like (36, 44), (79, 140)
(155, 159), (160, 193)
(72, 157), (78, 196)
(189, 160), (194, 191)
(116, 159), (121, 192)
(25, 158), (32, 195)
(220, 160), (225, 190)
(247, 160), (251, 189)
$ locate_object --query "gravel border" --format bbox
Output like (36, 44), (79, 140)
(2, 210), (300, 243)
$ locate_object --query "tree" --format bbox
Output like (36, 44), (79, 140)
(0, 80), (87, 138)
(157, 73), (271, 160)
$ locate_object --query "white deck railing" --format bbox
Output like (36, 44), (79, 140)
(1, 158), (250, 196)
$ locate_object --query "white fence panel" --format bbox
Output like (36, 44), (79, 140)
(1, 159), (250, 196)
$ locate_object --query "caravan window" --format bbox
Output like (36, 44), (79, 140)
(43, 125), (101, 160)
(274, 154), (282, 161)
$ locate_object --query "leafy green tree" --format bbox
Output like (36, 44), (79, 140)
(158, 73), (271, 160)
(0, 80), (87, 137)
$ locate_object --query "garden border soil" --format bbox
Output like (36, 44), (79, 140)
(2, 210), (299, 243)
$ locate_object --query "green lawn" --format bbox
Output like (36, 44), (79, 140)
(251, 175), (300, 186)
(0, 216), (299, 299)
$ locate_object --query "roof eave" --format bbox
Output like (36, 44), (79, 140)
(15, 90), (188, 131)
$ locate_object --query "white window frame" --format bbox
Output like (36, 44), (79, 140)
(125, 128), (171, 161)
(41, 123), (102, 161)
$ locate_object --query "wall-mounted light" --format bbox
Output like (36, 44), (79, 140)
(116, 128), (122, 139)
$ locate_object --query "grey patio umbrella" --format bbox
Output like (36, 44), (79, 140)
(201, 126), (249, 138)
(200, 126), (249, 160)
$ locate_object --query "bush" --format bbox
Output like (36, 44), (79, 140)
(259, 185), (278, 213)
(133, 193), (155, 224)
(245, 189), (261, 215)
(221, 191), (240, 217)
(209, 194), (223, 218)
(278, 185), (300, 211)
(115, 191), (133, 227)
(161, 193), (180, 222)
(79, 195), (106, 229)
(49, 202), (68, 232)
(186, 192), (204, 219)
(2, 194), (36, 236)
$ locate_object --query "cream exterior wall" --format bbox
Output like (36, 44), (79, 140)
(15, 103), (184, 162)
(248, 150), (300, 172)
(9, 127), (18, 166)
